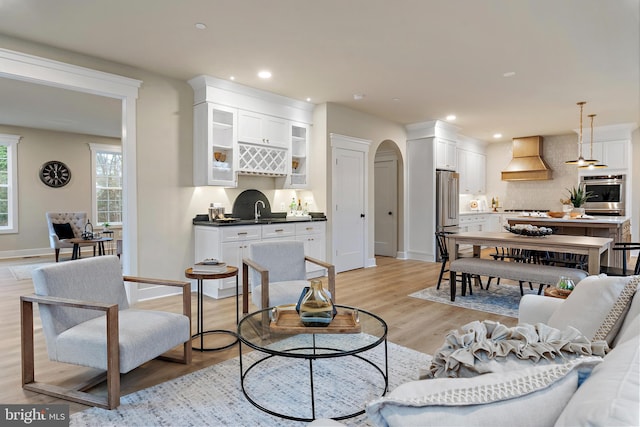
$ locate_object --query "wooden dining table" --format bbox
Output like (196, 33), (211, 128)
(447, 231), (612, 275)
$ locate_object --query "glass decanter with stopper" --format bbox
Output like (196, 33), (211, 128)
(298, 279), (334, 327)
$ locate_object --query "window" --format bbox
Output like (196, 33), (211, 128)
(0, 134), (20, 234)
(89, 143), (122, 226)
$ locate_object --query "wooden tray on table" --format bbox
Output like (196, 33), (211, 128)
(270, 306), (361, 334)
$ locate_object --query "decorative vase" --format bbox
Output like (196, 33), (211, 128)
(556, 276), (575, 295)
(298, 279), (334, 327)
(572, 207), (585, 216)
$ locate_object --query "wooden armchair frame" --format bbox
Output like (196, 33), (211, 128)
(242, 255), (336, 314)
(21, 276), (192, 410)
(242, 255), (335, 334)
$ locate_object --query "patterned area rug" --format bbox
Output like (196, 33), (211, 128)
(410, 281), (540, 318)
(71, 339), (431, 426)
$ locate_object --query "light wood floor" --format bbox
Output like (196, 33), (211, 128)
(0, 254), (516, 415)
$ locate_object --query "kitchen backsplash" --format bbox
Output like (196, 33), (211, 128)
(478, 134), (581, 212)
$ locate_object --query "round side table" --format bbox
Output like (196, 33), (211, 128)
(185, 266), (239, 351)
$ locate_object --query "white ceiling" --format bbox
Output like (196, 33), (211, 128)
(0, 0), (638, 141)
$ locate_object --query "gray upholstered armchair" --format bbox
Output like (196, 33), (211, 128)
(242, 240), (336, 315)
(21, 256), (192, 409)
(45, 211), (96, 262)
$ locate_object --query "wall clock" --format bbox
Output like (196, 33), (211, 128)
(39, 160), (71, 188)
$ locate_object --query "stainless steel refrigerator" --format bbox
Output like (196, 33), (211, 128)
(436, 170), (459, 260)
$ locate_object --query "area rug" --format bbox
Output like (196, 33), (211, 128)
(8, 262), (53, 280)
(409, 281), (540, 318)
(71, 339), (431, 426)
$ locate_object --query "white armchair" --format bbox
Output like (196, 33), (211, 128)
(242, 240), (336, 313)
(21, 255), (192, 409)
(46, 211), (95, 261)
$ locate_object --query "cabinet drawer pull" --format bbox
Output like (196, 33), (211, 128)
(275, 228), (284, 232)
(306, 227), (313, 231)
(237, 232), (248, 236)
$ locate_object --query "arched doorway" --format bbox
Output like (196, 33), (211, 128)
(374, 140), (403, 257)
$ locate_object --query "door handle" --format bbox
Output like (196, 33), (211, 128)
(388, 211), (393, 215)
(360, 213), (365, 218)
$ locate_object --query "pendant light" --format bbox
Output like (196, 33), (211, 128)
(565, 101), (596, 165)
(579, 113), (607, 169)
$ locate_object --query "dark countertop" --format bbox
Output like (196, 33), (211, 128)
(193, 215), (326, 227)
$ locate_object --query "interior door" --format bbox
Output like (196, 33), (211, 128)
(374, 158), (397, 257)
(333, 147), (366, 272)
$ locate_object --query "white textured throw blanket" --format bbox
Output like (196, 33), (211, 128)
(423, 320), (609, 379)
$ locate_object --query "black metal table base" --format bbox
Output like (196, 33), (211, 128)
(238, 339), (389, 421)
(192, 274), (239, 352)
(191, 330), (238, 352)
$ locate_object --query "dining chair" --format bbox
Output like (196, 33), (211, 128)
(600, 243), (640, 276)
(435, 231), (476, 294)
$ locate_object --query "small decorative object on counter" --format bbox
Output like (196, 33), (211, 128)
(566, 186), (593, 215)
(296, 279), (335, 327)
(289, 197), (296, 215)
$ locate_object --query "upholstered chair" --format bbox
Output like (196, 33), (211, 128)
(21, 255), (192, 409)
(45, 211), (96, 261)
(242, 240), (336, 315)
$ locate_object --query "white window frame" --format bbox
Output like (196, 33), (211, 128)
(0, 134), (20, 234)
(89, 143), (122, 227)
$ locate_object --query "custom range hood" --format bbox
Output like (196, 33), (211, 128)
(501, 136), (552, 181)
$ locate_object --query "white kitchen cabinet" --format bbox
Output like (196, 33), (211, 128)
(237, 110), (289, 148)
(458, 149), (486, 194)
(435, 138), (457, 171)
(295, 222), (326, 277)
(589, 140), (628, 171)
(194, 221), (327, 298)
(261, 223), (295, 240)
(195, 225), (260, 299)
(284, 122), (310, 188)
(189, 75), (314, 187)
(193, 103), (238, 187)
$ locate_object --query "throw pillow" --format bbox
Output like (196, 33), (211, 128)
(366, 357), (602, 427)
(547, 275), (639, 345)
(422, 320), (607, 379)
(555, 334), (640, 427)
(52, 222), (75, 239)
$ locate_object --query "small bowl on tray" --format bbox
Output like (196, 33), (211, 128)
(504, 224), (553, 237)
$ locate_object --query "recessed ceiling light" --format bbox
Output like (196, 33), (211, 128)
(258, 70), (272, 79)
(306, 97), (311, 102)
(392, 98), (400, 102)
(195, 23), (207, 30)
(229, 76), (235, 81)
(446, 114), (456, 121)
(503, 71), (516, 78)
(493, 133), (503, 139)
(353, 93), (365, 100)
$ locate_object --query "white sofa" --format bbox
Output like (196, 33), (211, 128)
(312, 275), (640, 427)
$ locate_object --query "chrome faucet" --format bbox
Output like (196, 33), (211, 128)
(254, 200), (265, 222)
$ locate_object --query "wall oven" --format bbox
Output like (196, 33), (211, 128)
(580, 174), (625, 216)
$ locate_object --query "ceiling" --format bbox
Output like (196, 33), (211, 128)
(0, 0), (638, 141)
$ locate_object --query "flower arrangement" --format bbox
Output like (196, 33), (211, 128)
(565, 186), (593, 208)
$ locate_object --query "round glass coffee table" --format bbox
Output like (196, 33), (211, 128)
(237, 304), (388, 422)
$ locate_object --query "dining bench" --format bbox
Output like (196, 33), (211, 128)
(448, 258), (589, 301)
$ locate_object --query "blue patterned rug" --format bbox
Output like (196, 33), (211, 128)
(409, 281), (540, 318)
(71, 338), (431, 426)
